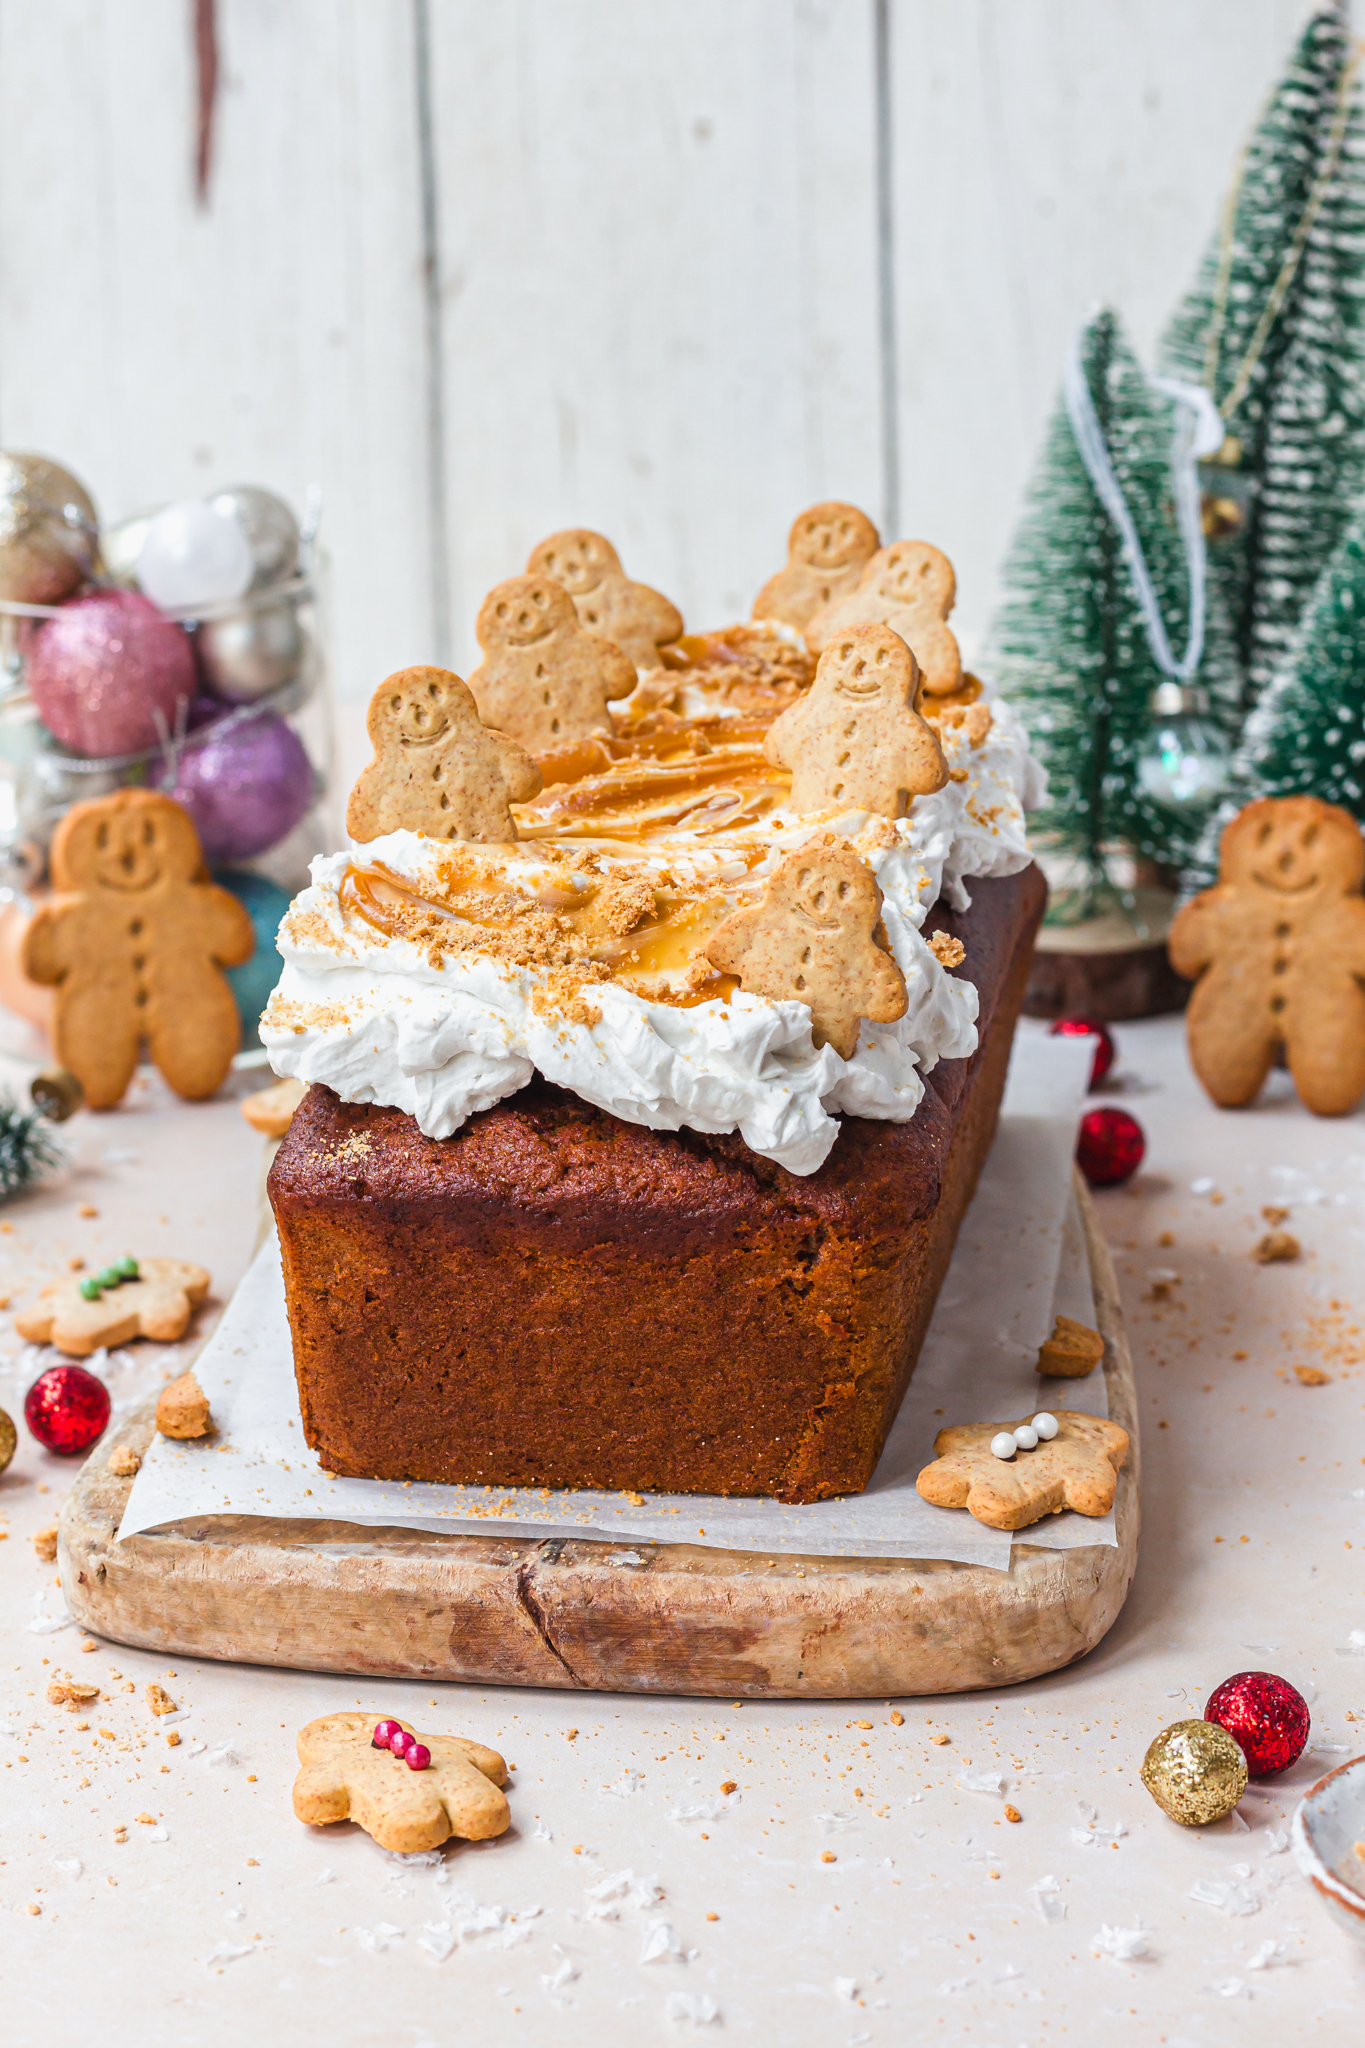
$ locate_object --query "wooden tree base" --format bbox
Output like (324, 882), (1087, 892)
(1024, 886), (1189, 1022)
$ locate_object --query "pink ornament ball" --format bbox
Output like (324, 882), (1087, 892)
(1049, 1015), (1116, 1088)
(1205, 1670), (1310, 1778)
(26, 589), (195, 757)
(156, 709), (314, 863)
(24, 1363), (111, 1456)
(1076, 1105), (1146, 1187)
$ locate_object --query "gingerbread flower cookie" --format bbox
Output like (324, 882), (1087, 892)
(704, 832), (907, 1059)
(346, 666), (543, 846)
(467, 574), (637, 752)
(16, 1257), (209, 1357)
(22, 791), (253, 1109)
(805, 540), (963, 698)
(293, 1711), (510, 1854)
(1168, 795), (1365, 1117)
(764, 623), (948, 817)
(751, 501), (881, 634)
(916, 1409), (1129, 1530)
(527, 528), (682, 671)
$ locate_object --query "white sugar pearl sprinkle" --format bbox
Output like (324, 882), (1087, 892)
(990, 1432), (1016, 1461)
(1012, 1424), (1039, 1452)
(1032, 1412), (1059, 1440)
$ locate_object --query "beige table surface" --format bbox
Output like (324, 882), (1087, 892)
(1, 1017), (1363, 2045)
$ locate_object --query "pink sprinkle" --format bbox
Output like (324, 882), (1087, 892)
(405, 1743), (431, 1772)
(372, 1719), (401, 1749)
(388, 1728), (412, 1757)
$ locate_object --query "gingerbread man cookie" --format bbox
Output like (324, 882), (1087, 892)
(346, 666), (543, 846)
(16, 1257), (210, 1357)
(916, 1410), (1129, 1530)
(293, 1712), (510, 1854)
(764, 623), (948, 817)
(23, 791), (252, 1109)
(1168, 795), (1365, 1117)
(704, 833), (907, 1059)
(751, 501), (881, 634)
(527, 529), (683, 670)
(805, 540), (963, 697)
(467, 574), (637, 752)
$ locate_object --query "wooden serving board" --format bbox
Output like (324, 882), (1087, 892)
(58, 1176), (1138, 1701)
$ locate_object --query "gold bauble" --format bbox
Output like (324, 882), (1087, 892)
(0, 1404), (15, 1475)
(1140, 1718), (1247, 1825)
(0, 452), (98, 605)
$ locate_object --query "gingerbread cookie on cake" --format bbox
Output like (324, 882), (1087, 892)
(263, 518), (1043, 1502)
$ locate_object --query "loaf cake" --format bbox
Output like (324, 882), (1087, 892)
(264, 508), (1045, 1502)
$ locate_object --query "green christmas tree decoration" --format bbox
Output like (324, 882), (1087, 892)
(990, 307), (1233, 914)
(0, 1095), (59, 1202)
(1161, 2), (1365, 714)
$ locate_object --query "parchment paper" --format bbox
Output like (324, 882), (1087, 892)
(119, 1033), (1108, 1568)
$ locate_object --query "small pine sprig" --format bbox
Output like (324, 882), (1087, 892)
(0, 1096), (60, 1201)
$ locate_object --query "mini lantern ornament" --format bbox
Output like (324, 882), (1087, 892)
(1076, 1105), (1145, 1187)
(24, 1362), (111, 1456)
(1049, 1015), (1115, 1088)
(1136, 681), (1233, 814)
(1204, 1670), (1310, 1778)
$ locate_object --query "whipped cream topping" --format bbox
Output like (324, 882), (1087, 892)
(262, 695), (1041, 1175)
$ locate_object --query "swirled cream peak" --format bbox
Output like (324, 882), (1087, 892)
(262, 692), (1038, 1174)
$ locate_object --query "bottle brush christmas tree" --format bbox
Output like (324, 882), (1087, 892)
(990, 306), (1234, 916)
(1161, 2), (1365, 714)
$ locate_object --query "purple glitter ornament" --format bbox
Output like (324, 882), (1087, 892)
(156, 709), (314, 863)
(26, 588), (195, 756)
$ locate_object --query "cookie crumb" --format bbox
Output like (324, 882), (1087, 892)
(890, 1709), (904, 1726)
(46, 1675), (99, 1708)
(930, 1732), (951, 1746)
(107, 1445), (141, 1478)
(78, 1204), (98, 1218)
(26, 1902), (40, 1916)
(135, 1811), (155, 1824)
(1004, 1803), (1022, 1823)
(165, 1730), (181, 1747)
(1252, 1230), (1300, 1264)
(1261, 1205), (1290, 1226)
(564, 1728), (578, 1741)
(720, 1780), (736, 1795)
(1294, 1365), (1331, 1386)
(624, 1491), (645, 1506)
(705, 1911), (719, 1921)
(32, 1524), (59, 1562)
(820, 1851), (836, 1863)
(145, 1682), (177, 1716)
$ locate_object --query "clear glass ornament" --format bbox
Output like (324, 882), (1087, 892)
(1137, 682), (1232, 813)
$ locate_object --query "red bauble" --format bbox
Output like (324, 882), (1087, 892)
(1076, 1105), (1145, 1187)
(1205, 1670), (1310, 1778)
(1049, 1015), (1115, 1088)
(24, 1364), (110, 1456)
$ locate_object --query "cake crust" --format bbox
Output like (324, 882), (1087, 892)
(269, 865), (1046, 1502)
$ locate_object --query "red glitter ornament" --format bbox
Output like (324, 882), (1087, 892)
(1049, 1015), (1115, 1088)
(24, 1363), (110, 1456)
(1205, 1670), (1310, 1778)
(1076, 1105), (1145, 1187)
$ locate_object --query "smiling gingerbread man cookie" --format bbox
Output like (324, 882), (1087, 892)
(467, 574), (637, 752)
(527, 528), (683, 671)
(23, 791), (252, 1109)
(1169, 795), (1365, 1116)
(804, 540), (963, 697)
(293, 1712), (510, 1855)
(751, 501), (881, 634)
(705, 832), (907, 1059)
(346, 665), (543, 845)
(764, 623), (948, 817)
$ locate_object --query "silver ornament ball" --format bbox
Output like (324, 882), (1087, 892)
(209, 485), (300, 590)
(98, 508), (159, 589)
(196, 595), (305, 703)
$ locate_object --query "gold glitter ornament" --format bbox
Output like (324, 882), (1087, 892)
(0, 453), (97, 605)
(1140, 1718), (1247, 1825)
(0, 1404), (15, 1474)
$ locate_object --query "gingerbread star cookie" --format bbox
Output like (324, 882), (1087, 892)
(22, 790), (253, 1110)
(293, 1712), (510, 1855)
(764, 623), (948, 817)
(1169, 794), (1365, 1117)
(804, 540), (963, 697)
(16, 1257), (210, 1358)
(705, 833), (907, 1059)
(467, 574), (637, 752)
(751, 501), (881, 634)
(916, 1410), (1129, 1530)
(346, 666), (543, 846)
(527, 528), (682, 671)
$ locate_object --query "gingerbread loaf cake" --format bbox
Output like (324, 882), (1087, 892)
(264, 508), (1045, 1503)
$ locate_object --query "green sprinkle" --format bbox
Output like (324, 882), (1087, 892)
(79, 1277), (103, 1301)
(96, 1266), (122, 1290)
(115, 1256), (139, 1281)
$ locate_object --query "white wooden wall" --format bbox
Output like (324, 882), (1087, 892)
(0, 0), (1319, 783)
